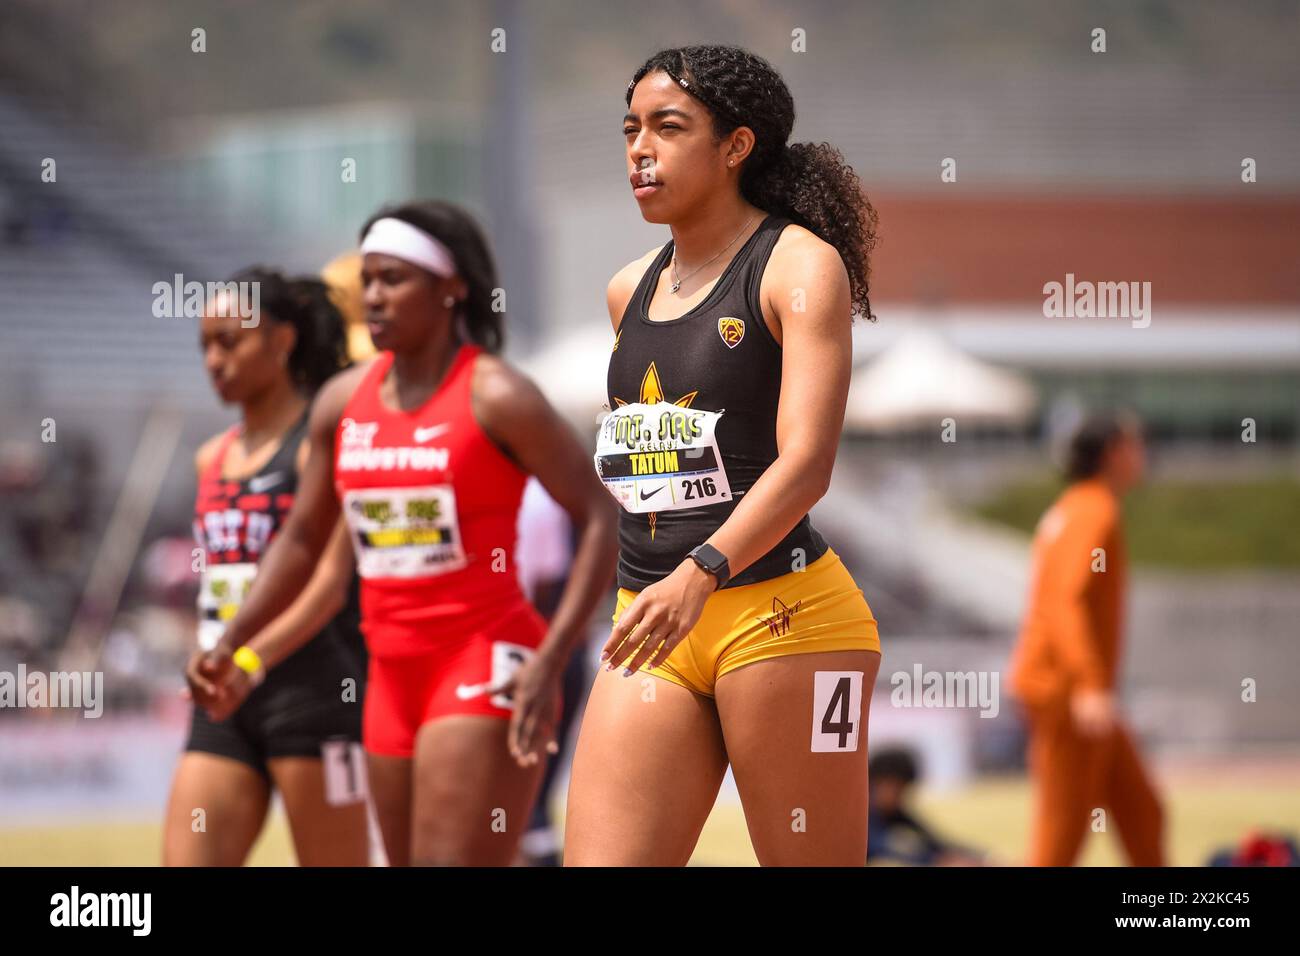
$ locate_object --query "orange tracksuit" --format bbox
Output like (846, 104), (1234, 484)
(1009, 479), (1164, 866)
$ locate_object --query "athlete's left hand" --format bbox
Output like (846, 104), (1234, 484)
(183, 645), (234, 714)
(601, 558), (718, 675)
(500, 655), (563, 768)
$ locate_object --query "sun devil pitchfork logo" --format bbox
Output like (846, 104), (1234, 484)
(759, 596), (802, 637)
(718, 316), (745, 349)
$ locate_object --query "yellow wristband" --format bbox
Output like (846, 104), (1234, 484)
(232, 646), (265, 686)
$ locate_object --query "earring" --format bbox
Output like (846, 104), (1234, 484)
(728, 160), (734, 166)
(443, 295), (456, 307)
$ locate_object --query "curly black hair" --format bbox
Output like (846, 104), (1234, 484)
(359, 200), (504, 354)
(228, 267), (350, 393)
(626, 44), (880, 322)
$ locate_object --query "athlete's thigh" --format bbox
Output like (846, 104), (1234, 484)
(716, 649), (881, 866)
(409, 714), (544, 866)
(267, 757), (369, 867)
(366, 753), (413, 867)
(563, 667), (729, 867)
(163, 752), (270, 866)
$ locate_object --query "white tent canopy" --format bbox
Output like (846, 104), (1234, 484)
(845, 328), (1037, 432)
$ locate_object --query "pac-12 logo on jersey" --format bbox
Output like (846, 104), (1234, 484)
(718, 316), (745, 349)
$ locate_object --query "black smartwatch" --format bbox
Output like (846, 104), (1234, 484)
(687, 543), (731, 589)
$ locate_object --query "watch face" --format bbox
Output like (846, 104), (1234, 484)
(693, 545), (726, 577)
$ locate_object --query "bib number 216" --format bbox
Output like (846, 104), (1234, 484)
(681, 476), (718, 500)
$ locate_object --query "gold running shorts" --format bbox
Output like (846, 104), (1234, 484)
(611, 546), (881, 697)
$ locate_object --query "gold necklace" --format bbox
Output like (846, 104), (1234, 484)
(670, 213), (758, 294)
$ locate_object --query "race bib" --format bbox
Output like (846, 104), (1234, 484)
(321, 738), (368, 806)
(196, 561), (258, 651)
(594, 401), (733, 513)
(342, 484), (468, 580)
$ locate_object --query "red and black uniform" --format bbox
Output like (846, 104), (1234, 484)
(335, 342), (550, 757)
(186, 414), (364, 775)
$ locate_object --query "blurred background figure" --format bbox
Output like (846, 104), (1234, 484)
(867, 747), (987, 866)
(1207, 830), (1300, 867)
(1009, 412), (1164, 866)
(322, 251), (375, 363)
(513, 475), (585, 866)
(166, 269), (368, 867)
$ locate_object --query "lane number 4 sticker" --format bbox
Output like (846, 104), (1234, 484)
(811, 671), (863, 753)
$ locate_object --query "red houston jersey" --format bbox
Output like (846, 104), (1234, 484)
(334, 343), (533, 653)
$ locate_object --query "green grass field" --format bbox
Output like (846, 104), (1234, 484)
(4, 771), (1297, 866)
(972, 475), (1300, 569)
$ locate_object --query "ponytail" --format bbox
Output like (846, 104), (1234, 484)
(626, 45), (880, 321)
(229, 266), (350, 393)
(744, 141), (879, 321)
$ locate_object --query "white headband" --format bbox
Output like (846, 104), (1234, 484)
(360, 217), (457, 278)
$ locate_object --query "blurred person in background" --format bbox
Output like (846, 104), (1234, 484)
(513, 476), (587, 866)
(866, 747), (987, 866)
(1008, 410), (1165, 866)
(322, 250), (375, 369)
(167, 268), (369, 866)
(199, 200), (618, 865)
(567, 45), (882, 866)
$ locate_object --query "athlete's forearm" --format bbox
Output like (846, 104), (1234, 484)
(244, 522), (353, 669)
(703, 450), (832, 579)
(219, 516), (332, 652)
(246, 589), (343, 670)
(531, 500), (620, 669)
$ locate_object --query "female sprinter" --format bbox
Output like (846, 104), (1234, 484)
(194, 200), (619, 866)
(566, 44), (883, 866)
(167, 269), (369, 866)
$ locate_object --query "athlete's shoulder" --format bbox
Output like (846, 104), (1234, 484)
(194, 429), (231, 477)
(310, 359), (378, 436)
(471, 350), (548, 413)
(763, 222), (849, 331)
(1057, 480), (1120, 534)
(767, 222), (846, 287)
(469, 351), (561, 461)
(607, 244), (666, 332)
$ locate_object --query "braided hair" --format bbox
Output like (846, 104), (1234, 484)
(229, 266), (350, 393)
(626, 45), (880, 322)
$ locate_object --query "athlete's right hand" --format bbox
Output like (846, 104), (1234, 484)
(499, 655), (563, 768)
(1069, 687), (1116, 737)
(183, 646), (235, 719)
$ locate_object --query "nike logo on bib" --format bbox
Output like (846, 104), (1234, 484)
(248, 472), (285, 493)
(414, 423), (451, 443)
(639, 484), (666, 501)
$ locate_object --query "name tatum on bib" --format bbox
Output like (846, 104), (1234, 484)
(599, 212), (829, 592)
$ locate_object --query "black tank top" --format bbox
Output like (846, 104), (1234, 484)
(194, 414), (366, 669)
(603, 212), (829, 591)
